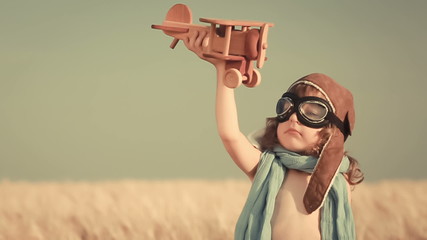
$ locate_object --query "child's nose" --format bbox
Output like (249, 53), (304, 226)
(289, 112), (300, 124)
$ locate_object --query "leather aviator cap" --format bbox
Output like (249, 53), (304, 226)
(287, 73), (355, 213)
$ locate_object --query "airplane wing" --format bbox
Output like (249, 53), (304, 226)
(151, 25), (189, 33)
(199, 18), (274, 27)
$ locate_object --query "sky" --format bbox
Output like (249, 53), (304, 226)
(1, 0), (426, 181)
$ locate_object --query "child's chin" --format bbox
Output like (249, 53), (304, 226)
(281, 142), (305, 153)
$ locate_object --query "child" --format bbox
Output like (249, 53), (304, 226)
(184, 31), (363, 240)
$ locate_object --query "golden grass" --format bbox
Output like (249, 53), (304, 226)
(0, 179), (426, 240)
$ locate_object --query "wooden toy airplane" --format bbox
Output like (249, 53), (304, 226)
(151, 4), (274, 88)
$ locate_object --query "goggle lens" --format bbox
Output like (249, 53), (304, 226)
(299, 101), (328, 122)
(276, 97), (293, 116)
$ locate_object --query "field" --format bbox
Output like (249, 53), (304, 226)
(0, 179), (426, 240)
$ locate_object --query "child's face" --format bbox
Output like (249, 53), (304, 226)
(276, 113), (322, 154)
(276, 86), (325, 154)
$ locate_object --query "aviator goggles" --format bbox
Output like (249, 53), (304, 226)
(276, 92), (345, 133)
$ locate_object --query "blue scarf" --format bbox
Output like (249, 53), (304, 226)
(235, 146), (356, 239)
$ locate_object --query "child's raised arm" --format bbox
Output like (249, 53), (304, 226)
(183, 31), (261, 180)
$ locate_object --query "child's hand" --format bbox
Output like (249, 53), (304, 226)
(183, 30), (225, 69)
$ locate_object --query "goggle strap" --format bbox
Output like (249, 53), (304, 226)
(326, 113), (348, 139)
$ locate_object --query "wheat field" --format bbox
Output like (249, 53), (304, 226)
(0, 179), (426, 240)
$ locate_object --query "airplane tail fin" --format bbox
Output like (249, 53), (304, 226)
(165, 4), (192, 24)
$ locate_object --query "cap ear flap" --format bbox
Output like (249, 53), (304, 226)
(303, 128), (345, 214)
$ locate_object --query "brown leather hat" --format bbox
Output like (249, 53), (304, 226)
(288, 73), (355, 213)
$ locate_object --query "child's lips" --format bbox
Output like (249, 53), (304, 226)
(285, 128), (301, 136)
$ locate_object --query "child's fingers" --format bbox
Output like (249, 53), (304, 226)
(202, 36), (209, 48)
(183, 30), (215, 62)
(194, 31), (207, 47)
(188, 30), (199, 48)
(183, 30), (197, 49)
